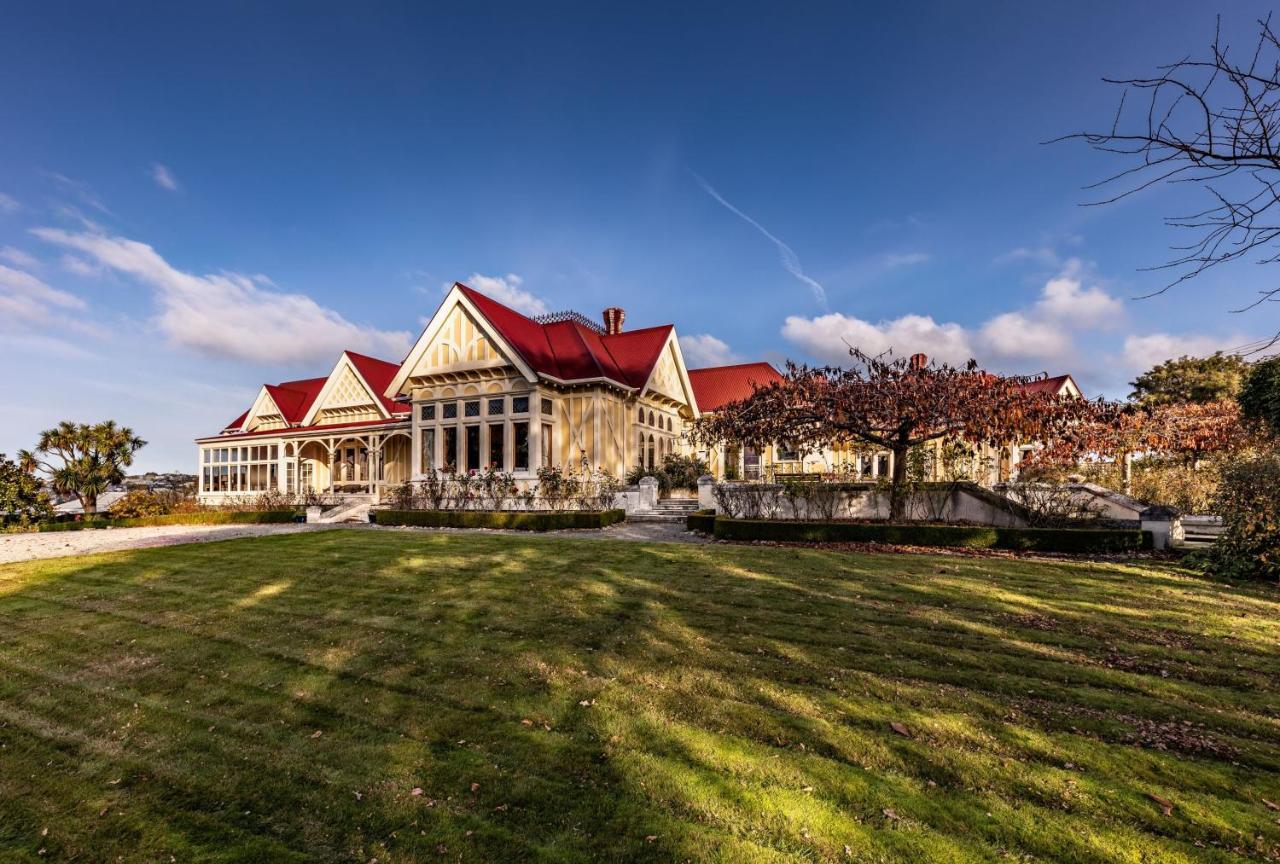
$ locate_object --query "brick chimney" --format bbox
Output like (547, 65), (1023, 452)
(603, 307), (625, 335)
(909, 352), (928, 370)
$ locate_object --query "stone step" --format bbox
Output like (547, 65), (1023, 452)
(627, 512), (689, 523)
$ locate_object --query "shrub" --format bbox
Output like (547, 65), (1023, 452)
(33, 510), (298, 532)
(627, 454), (710, 494)
(1239, 356), (1280, 438)
(712, 517), (1149, 554)
(107, 489), (199, 518)
(372, 509), (625, 531)
(686, 509), (716, 534)
(1207, 451), (1280, 580)
(0, 452), (52, 527)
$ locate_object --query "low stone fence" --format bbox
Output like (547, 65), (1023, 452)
(696, 477), (1182, 550)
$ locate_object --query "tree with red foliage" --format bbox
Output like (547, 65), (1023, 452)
(692, 351), (1106, 521)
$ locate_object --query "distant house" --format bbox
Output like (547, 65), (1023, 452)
(195, 282), (1079, 503)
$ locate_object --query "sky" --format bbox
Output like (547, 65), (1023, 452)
(2, 1), (1278, 472)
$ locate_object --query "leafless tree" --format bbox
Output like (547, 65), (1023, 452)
(1057, 16), (1280, 350)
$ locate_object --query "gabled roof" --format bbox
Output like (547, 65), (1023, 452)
(455, 284), (673, 388)
(345, 352), (409, 415)
(687, 362), (784, 413)
(1016, 374), (1082, 398)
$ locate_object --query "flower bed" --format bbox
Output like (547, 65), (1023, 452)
(708, 515), (1150, 553)
(372, 509), (626, 531)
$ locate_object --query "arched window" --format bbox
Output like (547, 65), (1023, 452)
(638, 432), (645, 467)
(637, 406), (644, 423)
(647, 434), (656, 470)
(666, 416), (673, 432)
(648, 410), (655, 427)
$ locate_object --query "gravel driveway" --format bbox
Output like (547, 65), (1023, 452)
(0, 523), (338, 565)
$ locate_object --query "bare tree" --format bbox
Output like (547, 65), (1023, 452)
(1058, 15), (1280, 349)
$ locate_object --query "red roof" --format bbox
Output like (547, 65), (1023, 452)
(201, 416), (408, 443)
(220, 354), (406, 435)
(457, 285), (673, 388)
(1016, 374), (1080, 397)
(687, 362), (784, 412)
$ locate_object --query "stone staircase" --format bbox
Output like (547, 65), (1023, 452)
(312, 494), (375, 524)
(628, 498), (700, 524)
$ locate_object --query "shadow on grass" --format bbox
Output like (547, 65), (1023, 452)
(0, 531), (1277, 862)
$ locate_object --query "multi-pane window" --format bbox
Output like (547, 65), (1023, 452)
(421, 428), (436, 472)
(488, 423), (504, 470)
(464, 400), (481, 418)
(465, 425), (481, 472)
(421, 404), (435, 421)
(541, 398), (553, 416)
(442, 427), (458, 471)
(487, 398), (504, 416)
(541, 423), (553, 468)
(443, 402), (458, 420)
(511, 395), (529, 413)
(202, 444), (278, 493)
(513, 422), (529, 471)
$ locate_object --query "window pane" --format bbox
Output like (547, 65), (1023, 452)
(464, 400), (480, 418)
(442, 427), (458, 471)
(443, 402), (458, 420)
(204, 449), (211, 463)
(541, 423), (553, 468)
(421, 404), (435, 421)
(511, 395), (529, 413)
(513, 422), (529, 471)
(422, 428), (435, 472)
(271, 445), (278, 460)
(541, 398), (553, 416)
(488, 423), (504, 470)
(487, 397), (504, 416)
(465, 425), (481, 472)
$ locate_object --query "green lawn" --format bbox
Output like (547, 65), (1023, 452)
(1, 533), (1277, 863)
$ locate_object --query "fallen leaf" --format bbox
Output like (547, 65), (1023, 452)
(1147, 792), (1173, 816)
(470, 782), (480, 792)
(1263, 798), (1280, 812)
(644, 835), (658, 842)
(890, 722), (912, 738)
(411, 787), (423, 797)
(882, 807), (900, 821)
(310, 730), (323, 739)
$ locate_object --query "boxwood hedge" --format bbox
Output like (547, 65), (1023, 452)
(32, 510), (301, 532)
(686, 509), (717, 534)
(710, 516), (1150, 553)
(373, 509), (626, 531)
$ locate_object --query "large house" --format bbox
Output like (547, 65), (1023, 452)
(195, 282), (1080, 503)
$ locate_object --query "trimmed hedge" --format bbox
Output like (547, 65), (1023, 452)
(373, 509), (626, 531)
(31, 510), (301, 532)
(712, 516), (1151, 554)
(686, 509), (716, 534)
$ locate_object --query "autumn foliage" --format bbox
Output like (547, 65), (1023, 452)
(692, 351), (1106, 519)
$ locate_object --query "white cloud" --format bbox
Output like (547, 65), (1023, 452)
(32, 227), (412, 365)
(1121, 333), (1241, 372)
(0, 246), (39, 269)
(60, 254), (100, 277)
(691, 171), (827, 308)
(782, 312), (974, 366)
(46, 172), (112, 215)
(978, 311), (1072, 359)
(781, 261), (1126, 369)
(994, 245), (1060, 267)
(453, 273), (548, 316)
(0, 192), (19, 213)
(882, 252), (931, 269)
(151, 163), (179, 192)
(0, 264), (86, 326)
(1035, 266), (1123, 328)
(680, 333), (741, 368)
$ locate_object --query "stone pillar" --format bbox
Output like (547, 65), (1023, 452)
(638, 475), (659, 510)
(697, 475), (716, 511)
(1140, 505), (1180, 551)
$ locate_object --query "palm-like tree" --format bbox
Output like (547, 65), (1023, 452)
(19, 421), (146, 515)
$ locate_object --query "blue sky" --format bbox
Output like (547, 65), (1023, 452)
(2, 1), (1277, 471)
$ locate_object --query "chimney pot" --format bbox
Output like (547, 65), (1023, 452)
(603, 307), (625, 335)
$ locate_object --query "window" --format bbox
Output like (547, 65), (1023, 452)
(421, 428), (436, 472)
(286, 460), (295, 492)
(637, 406), (645, 422)
(541, 422), (553, 468)
(667, 416), (673, 432)
(465, 426), (481, 472)
(648, 410), (655, 427)
(442, 427), (458, 471)
(647, 434), (655, 470)
(443, 402), (458, 420)
(511, 395), (529, 413)
(876, 453), (890, 477)
(204, 450), (211, 463)
(541, 397), (553, 416)
(464, 400), (481, 418)
(638, 432), (645, 466)
(421, 404), (435, 421)
(513, 422), (529, 471)
(488, 423), (504, 470)
(776, 441), (799, 461)
(487, 397), (504, 416)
